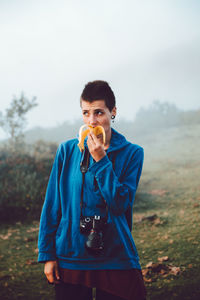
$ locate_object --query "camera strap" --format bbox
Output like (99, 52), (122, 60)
(80, 147), (90, 218)
(80, 147), (111, 220)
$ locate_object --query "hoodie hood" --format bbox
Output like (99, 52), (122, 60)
(107, 128), (130, 153)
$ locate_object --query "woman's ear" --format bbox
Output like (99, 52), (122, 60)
(111, 106), (117, 117)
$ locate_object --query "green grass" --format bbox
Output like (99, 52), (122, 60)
(132, 124), (200, 299)
(0, 124), (200, 299)
(0, 221), (54, 300)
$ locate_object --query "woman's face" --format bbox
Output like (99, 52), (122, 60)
(81, 99), (116, 135)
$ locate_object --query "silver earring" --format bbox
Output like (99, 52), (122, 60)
(111, 115), (115, 123)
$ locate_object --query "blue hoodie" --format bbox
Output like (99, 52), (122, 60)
(38, 128), (144, 270)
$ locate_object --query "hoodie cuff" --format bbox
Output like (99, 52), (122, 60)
(38, 252), (56, 263)
(89, 155), (112, 176)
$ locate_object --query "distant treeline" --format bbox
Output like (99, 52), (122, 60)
(132, 100), (200, 133)
(24, 101), (200, 144)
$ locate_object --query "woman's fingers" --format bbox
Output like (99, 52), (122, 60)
(87, 131), (102, 149)
(90, 131), (103, 144)
(44, 261), (60, 284)
(44, 261), (54, 283)
(87, 132), (96, 145)
(54, 262), (60, 281)
(87, 132), (95, 150)
(87, 132), (106, 162)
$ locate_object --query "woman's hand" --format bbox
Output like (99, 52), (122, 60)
(44, 260), (60, 284)
(87, 131), (106, 162)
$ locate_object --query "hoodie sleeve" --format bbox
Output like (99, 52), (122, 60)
(89, 147), (144, 215)
(38, 144), (64, 262)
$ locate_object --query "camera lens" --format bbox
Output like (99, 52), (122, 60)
(80, 217), (92, 233)
(85, 217), (91, 223)
(85, 229), (104, 252)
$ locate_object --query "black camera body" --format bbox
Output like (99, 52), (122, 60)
(80, 215), (107, 254)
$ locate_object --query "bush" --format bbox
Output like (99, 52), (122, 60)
(0, 150), (54, 222)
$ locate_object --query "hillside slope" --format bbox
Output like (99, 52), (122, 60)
(133, 124), (200, 299)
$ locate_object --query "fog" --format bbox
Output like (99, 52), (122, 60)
(0, 0), (200, 140)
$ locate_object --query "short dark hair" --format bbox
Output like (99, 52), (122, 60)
(80, 80), (116, 111)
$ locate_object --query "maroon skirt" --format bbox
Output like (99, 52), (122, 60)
(59, 268), (146, 300)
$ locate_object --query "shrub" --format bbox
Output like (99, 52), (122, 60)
(0, 150), (53, 222)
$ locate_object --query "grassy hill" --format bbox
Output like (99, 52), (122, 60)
(0, 124), (200, 299)
(133, 123), (200, 299)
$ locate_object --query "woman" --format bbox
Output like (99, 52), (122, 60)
(38, 80), (146, 300)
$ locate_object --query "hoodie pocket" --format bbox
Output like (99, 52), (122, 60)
(55, 218), (88, 258)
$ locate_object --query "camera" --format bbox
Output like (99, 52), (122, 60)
(80, 217), (93, 233)
(80, 215), (107, 254)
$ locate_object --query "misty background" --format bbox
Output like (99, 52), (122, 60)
(1, 2), (200, 299)
(0, 0), (200, 142)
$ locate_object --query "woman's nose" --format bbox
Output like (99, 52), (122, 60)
(88, 114), (97, 126)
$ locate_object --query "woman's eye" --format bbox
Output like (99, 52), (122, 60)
(83, 112), (88, 116)
(96, 111), (103, 116)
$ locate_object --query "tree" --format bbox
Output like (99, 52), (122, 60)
(0, 93), (38, 150)
(134, 100), (181, 131)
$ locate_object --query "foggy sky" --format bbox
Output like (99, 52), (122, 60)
(0, 0), (200, 140)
